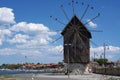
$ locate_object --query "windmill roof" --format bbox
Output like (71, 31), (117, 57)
(61, 15), (92, 38)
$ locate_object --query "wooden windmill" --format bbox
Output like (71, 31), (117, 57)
(61, 15), (91, 63)
(50, 0), (101, 74)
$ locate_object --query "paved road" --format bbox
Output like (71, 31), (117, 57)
(11, 73), (120, 80)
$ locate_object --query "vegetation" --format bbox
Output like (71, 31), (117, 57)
(0, 64), (21, 69)
(0, 62), (64, 70)
(58, 62), (64, 68)
(94, 58), (108, 66)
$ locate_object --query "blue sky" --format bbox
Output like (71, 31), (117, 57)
(0, 0), (120, 65)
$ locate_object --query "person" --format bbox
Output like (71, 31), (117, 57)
(88, 68), (92, 73)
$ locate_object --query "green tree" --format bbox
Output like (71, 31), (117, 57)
(58, 62), (64, 68)
(95, 58), (108, 66)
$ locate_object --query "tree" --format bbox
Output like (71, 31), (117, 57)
(94, 58), (108, 66)
(58, 62), (64, 68)
(37, 63), (40, 65)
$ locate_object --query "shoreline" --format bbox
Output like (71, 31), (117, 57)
(1, 73), (120, 80)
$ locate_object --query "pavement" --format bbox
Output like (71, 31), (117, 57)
(9, 73), (120, 80)
(36, 73), (120, 80)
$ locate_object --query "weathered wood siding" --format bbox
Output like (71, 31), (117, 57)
(62, 15), (91, 63)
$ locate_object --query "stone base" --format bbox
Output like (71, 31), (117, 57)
(65, 63), (90, 75)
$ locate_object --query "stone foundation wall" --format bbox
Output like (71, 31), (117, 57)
(65, 63), (89, 75)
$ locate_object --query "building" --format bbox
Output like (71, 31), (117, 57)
(61, 15), (92, 74)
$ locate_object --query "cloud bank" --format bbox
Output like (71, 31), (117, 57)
(90, 46), (120, 61)
(0, 7), (62, 63)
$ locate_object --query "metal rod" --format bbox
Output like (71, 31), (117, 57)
(81, 4), (90, 20)
(51, 36), (63, 43)
(89, 30), (103, 32)
(55, 18), (66, 25)
(50, 16), (66, 25)
(90, 40), (99, 47)
(94, 52), (95, 61)
(78, 31), (99, 47)
(72, 0), (75, 15)
(60, 5), (69, 20)
(65, 43), (71, 79)
(84, 13), (100, 25)
(68, 44), (70, 79)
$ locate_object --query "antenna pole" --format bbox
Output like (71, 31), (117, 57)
(94, 52), (96, 61)
(103, 43), (109, 74)
(103, 43), (106, 74)
(103, 43), (106, 61)
(81, 4), (90, 20)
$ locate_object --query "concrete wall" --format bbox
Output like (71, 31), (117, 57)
(94, 67), (120, 76)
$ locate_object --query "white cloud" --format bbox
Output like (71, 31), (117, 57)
(0, 39), (2, 46)
(0, 7), (15, 45)
(9, 34), (29, 43)
(0, 48), (16, 55)
(39, 38), (48, 45)
(9, 22), (57, 45)
(10, 22), (56, 35)
(87, 20), (97, 28)
(0, 45), (63, 60)
(0, 29), (12, 45)
(0, 7), (15, 24)
(0, 29), (11, 35)
(108, 46), (120, 52)
(0, 7), (63, 63)
(90, 46), (120, 61)
(48, 45), (63, 54)
(0, 48), (41, 56)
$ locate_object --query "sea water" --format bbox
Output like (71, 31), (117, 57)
(0, 70), (44, 75)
